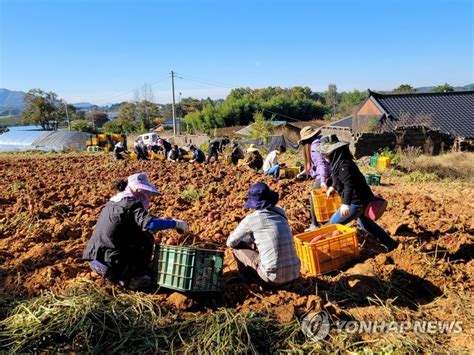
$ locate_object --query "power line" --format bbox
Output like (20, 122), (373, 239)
(262, 108), (300, 122)
(176, 73), (238, 89)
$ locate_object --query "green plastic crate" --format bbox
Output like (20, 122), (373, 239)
(364, 173), (381, 186)
(153, 245), (224, 292)
(370, 155), (379, 168)
(371, 173), (381, 186)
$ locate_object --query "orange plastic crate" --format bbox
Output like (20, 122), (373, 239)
(377, 156), (391, 170)
(311, 188), (342, 223)
(294, 224), (358, 275)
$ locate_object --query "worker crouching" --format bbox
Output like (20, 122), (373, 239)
(82, 172), (188, 290)
(226, 182), (301, 287)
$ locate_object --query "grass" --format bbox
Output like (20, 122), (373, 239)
(2, 277), (468, 353)
(0, 280), (305, 353)
(179, 185), (207, 203)
(397, 150), (474, 180)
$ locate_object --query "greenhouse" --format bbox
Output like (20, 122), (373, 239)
(0, 128), (90, 152)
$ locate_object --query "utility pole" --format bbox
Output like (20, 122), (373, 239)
(64, 100), (71, 130)
(171, 70), (177, 136)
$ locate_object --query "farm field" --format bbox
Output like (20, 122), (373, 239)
(0, 153), (473, 352)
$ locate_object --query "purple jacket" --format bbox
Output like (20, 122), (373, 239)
(310, 138), (331, 183)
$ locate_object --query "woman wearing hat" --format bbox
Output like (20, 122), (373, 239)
(226, 182), (301, 286)
(243, 144), (264, 170)
(317, 135), (399, 251)
(82, 172), (189, 289)
(298, 126), (332, 231)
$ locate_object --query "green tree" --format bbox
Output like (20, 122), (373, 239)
(103, 120), (123, 134)
(136, 100), (160, 130)
(248, 111), (274, 142)
(432, 83), (454, 93)
(393, 84), (417, 93)
(21, 89), (67, 130)
(71, 119), (94, 133)
(184, 86), (328, 132)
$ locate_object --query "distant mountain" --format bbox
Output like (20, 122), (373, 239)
(415, 84), (474, 92)
(72, 102), (94, 109)
(0, 89), (25, 110)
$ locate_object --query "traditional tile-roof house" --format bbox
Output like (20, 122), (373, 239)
(322, 90), (474, 157)
(354, 90), (473, 138)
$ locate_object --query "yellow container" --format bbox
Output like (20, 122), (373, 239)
(294, 224), (358, 275)
(91, 137), (99, 146)
(311, 188), (342, 223)
(129, 152), (137, 160)
(237, 159), (245, 166)
(377, 156), (391, 170)
(150, 151), (165, 160)
(112, 134), (125, 143)
(283, 167), (300, 179)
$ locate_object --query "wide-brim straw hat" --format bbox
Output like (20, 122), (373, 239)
(299, 126), (322, 143)
(246, 144), (259, 153)
(315, 134), (349, 155)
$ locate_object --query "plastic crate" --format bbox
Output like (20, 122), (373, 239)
(153, 245), (224, 292)
(377, 156), (391, 170)
(311, 188), (342, 223)
(150, 151), (165, 160)
(371, 173), (381, 185)
(283, 167), (300, 179)
(294, 224), (358, 275)
(364, 173), (381, 186)
(370, 155), (379, 167)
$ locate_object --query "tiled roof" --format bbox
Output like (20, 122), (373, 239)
(328, 116), (353, 129)
(368, 90), (474, 138)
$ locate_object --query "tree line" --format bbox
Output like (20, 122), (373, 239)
(19, 83), (457, 134)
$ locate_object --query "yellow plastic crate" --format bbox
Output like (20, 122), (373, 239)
(377, 156), (391, 170)
(150, 151), (165, 160)
(294, 224), (358, 275)
(282, 166), (300, 179)
(311, 188), (342, 223)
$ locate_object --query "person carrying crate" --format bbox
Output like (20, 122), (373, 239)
(316, 134), (399, 252)
(226, 182), (301, 287)
(82, 172), (189, 290)
(297, 126), (332, 232)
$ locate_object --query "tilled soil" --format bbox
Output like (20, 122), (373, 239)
(0, 154), (472, 350)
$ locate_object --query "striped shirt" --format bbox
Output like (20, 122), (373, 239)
(226, 206), (301, 284)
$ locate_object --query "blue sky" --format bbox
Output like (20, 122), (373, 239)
(0, 0), (472, 104)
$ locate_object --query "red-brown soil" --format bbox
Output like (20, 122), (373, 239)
(0, 155), (472, 349)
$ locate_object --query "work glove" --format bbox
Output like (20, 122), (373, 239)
(326, 186), (335, 198)
(174, 220), (189, 233)
(320, 181), (328, 192)
(297, 170), (307, 179)
(340, 204), (350, 218)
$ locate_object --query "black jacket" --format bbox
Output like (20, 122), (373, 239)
(82, 197), (152, 265)
(331, 159), (374, 206)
